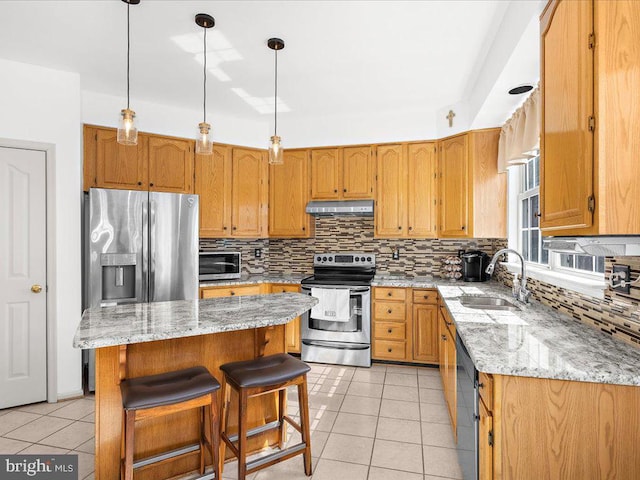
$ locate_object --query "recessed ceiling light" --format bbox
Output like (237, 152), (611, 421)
(508, 84), (534, 95)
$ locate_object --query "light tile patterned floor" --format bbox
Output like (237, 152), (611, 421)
(0, 363), (462, 480)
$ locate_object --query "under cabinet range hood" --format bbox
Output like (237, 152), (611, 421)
(543, 236), (640, 256)
(306, 200), (374, 217)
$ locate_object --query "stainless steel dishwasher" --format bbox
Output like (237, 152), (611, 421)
(456, 332), (478, 480)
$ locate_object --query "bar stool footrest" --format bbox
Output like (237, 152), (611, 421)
(225, 420), (281, 444)
(246, 443), (307, 474)
(132, 442), (201, 469)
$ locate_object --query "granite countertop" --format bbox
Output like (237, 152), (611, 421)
(372, 275), (438, 288)
(199, 274), (307, 288)
(73, 293), (318, 349)
(436, 282), (640, 387)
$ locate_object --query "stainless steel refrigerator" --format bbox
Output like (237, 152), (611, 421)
(82, 188), (199, 390)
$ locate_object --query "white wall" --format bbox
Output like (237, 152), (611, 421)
(0, 58), (83, 398)
(82, 91), (269, 149)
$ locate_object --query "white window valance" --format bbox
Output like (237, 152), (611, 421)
(497, 87), (540, 173)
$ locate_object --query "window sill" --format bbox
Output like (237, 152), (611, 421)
(501, 262), (606, 299)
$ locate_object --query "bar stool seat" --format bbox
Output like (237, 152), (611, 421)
(219, 354), (312, 480)
(120, 366), (221, 480)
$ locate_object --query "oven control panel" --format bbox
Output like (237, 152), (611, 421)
(314, 252), (375, 268)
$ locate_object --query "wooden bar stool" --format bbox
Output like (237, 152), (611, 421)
(219, 353), (312, 479)
(119, 366), (221, 480)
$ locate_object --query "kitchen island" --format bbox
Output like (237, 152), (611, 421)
(73, 293), (317, 480)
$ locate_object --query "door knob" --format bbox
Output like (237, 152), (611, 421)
(31, 284), (42, 293)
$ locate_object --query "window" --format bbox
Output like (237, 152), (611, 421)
(514, 153), (604, 276)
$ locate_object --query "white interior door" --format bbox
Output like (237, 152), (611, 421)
(0, 146), (47, 408)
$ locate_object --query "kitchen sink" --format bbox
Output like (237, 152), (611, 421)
(459, 295), (520, 311)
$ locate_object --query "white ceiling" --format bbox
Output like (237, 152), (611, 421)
(0, 0), (542, 144)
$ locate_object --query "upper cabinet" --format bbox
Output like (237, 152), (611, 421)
(195, 146), (267, 238)
(311, 147), (374, 200)
(83, 125), (194, 194)
(195, 145), (232, 238)
(147, 135), (194, 193)
(438, 129), (506, 239)
(269, 149), (314, 238)
(375, 142), (438, 239)
(540, 0), (640, 235)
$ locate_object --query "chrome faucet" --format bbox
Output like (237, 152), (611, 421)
(485, 248), (530, 304)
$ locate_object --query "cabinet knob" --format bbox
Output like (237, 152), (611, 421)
(150, 183), (154, 187)
(387, 348), (392, 353)
(398, 226), (402, 230)
(387, 309), (392, 314)
(408, 226), (413, 231)
(232, 226), (237, 230)
(343, 188), (347, 193)
(478, 382), (484, 389)
(424, 295), (429, 299)
(461, 225), (466, 230)
(334, 189), (338, 193)
(223, 226), (227, 230)
(387, 328), (392, 333)
(534, 211), (541, 218)
(387, 292), (392, 297)
(137, 181), (142, 186)
(230, 291), (236, 296)
(441, 335), (447, 341)
(446, 321), (453, 327)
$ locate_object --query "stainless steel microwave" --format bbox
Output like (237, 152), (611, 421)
(199, 251), (241, 280)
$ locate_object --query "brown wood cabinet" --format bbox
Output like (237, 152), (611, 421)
(199, 284), (265, 298)
(375, 142), (438, 239)
(269, 149), (313, 238)
(195, 145), (232, 238)
(478, 396), (493, 480)
(412, 290), (439, 363)
(84, 125), (194, 194)
(540, 0), (640, 235)
(311, 147), (374, 200)
(270, 284), (302, 354)
(231, 148), (268, 238)
(438, 129), (506, 238)
(438, 305), (456, 437)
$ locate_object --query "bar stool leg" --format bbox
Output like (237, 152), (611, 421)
(278, 388), (286, 449)
(219, 377), (228, 474)
(209, 392), (221, 480)
(123, 410), (136, 480)
(199, 406), (206, 475)
(298, 375), (312, 476)
(237, 389), (249, 480)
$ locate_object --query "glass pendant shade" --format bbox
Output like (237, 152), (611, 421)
(196, 122), (213, 154)
(268, 135), (284, 165)
(117, 108), (138, 145)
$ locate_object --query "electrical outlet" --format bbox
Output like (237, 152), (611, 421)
(612, 264), (631, 294)
(254, 248), (262, 258)
(392, 248), (400, 260)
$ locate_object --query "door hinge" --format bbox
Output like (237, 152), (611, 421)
(588, 32), (595, 49)
(488, 430), (494, 447)
(588, 195), (596, 213)
(588, 116), (596, 132)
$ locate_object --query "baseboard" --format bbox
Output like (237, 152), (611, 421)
(55, 389), (85, 402)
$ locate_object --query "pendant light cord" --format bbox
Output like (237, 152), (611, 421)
(274, 48), (278, 136)
(126, 2), (131, 109)
(203, 27), (207, 124)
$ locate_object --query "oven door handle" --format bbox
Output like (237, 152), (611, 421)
(302, 286), (370, 294)
(302, 340), (370, 350)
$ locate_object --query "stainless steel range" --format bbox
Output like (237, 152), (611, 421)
(301, 252), (375, 367)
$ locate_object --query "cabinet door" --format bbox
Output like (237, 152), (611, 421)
(446, 322), (457, 435)
(269, 149), (311, 238)
(407, 142), (437, 238)
(375, 145), (406, 237)
(148, 136), (194, 193)
(271, 284), (301, 353)
(438, 308), (447, 389)
(342, 146), (374, 199)
(439, 135), (469, 237)
(232, 148), (267, 237)
(95, 128), (147, 190)
(540, 0), (594, 232)
(311, 148), (341, 199)
(195, 146), (232, 238)
(413, 304), (438, 363)
(200, 284), (263, 298)
(478, 399), (493, 480)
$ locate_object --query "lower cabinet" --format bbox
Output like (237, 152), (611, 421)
(199, 283), (302, 354)
(270, 284), (302, 354)
(438, 304), (457, 438)
(478, 398), (493, 480)
(372, 287), (439, 364)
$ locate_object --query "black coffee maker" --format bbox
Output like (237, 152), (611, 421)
(460, 250), (491, 282)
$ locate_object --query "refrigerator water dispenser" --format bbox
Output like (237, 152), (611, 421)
(100, 253), (137, 302)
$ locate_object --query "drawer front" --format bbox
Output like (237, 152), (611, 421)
(271, 284), (300, 294)
(374, 287), (407, 301)
(413, 289), (438, 305)
(373, 339), (407, 360)
(374, 321), (406, 340)
(374, 302), (406, 321)
(201, 284), (263, 298)
(478, 371), (493, 410)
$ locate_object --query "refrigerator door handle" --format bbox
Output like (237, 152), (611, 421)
(148, 197), (156, 302)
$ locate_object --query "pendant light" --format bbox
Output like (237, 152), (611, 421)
(267, 38), (285, 165)
(117, 0), (140, 146)
(195, 13), (215, 154)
